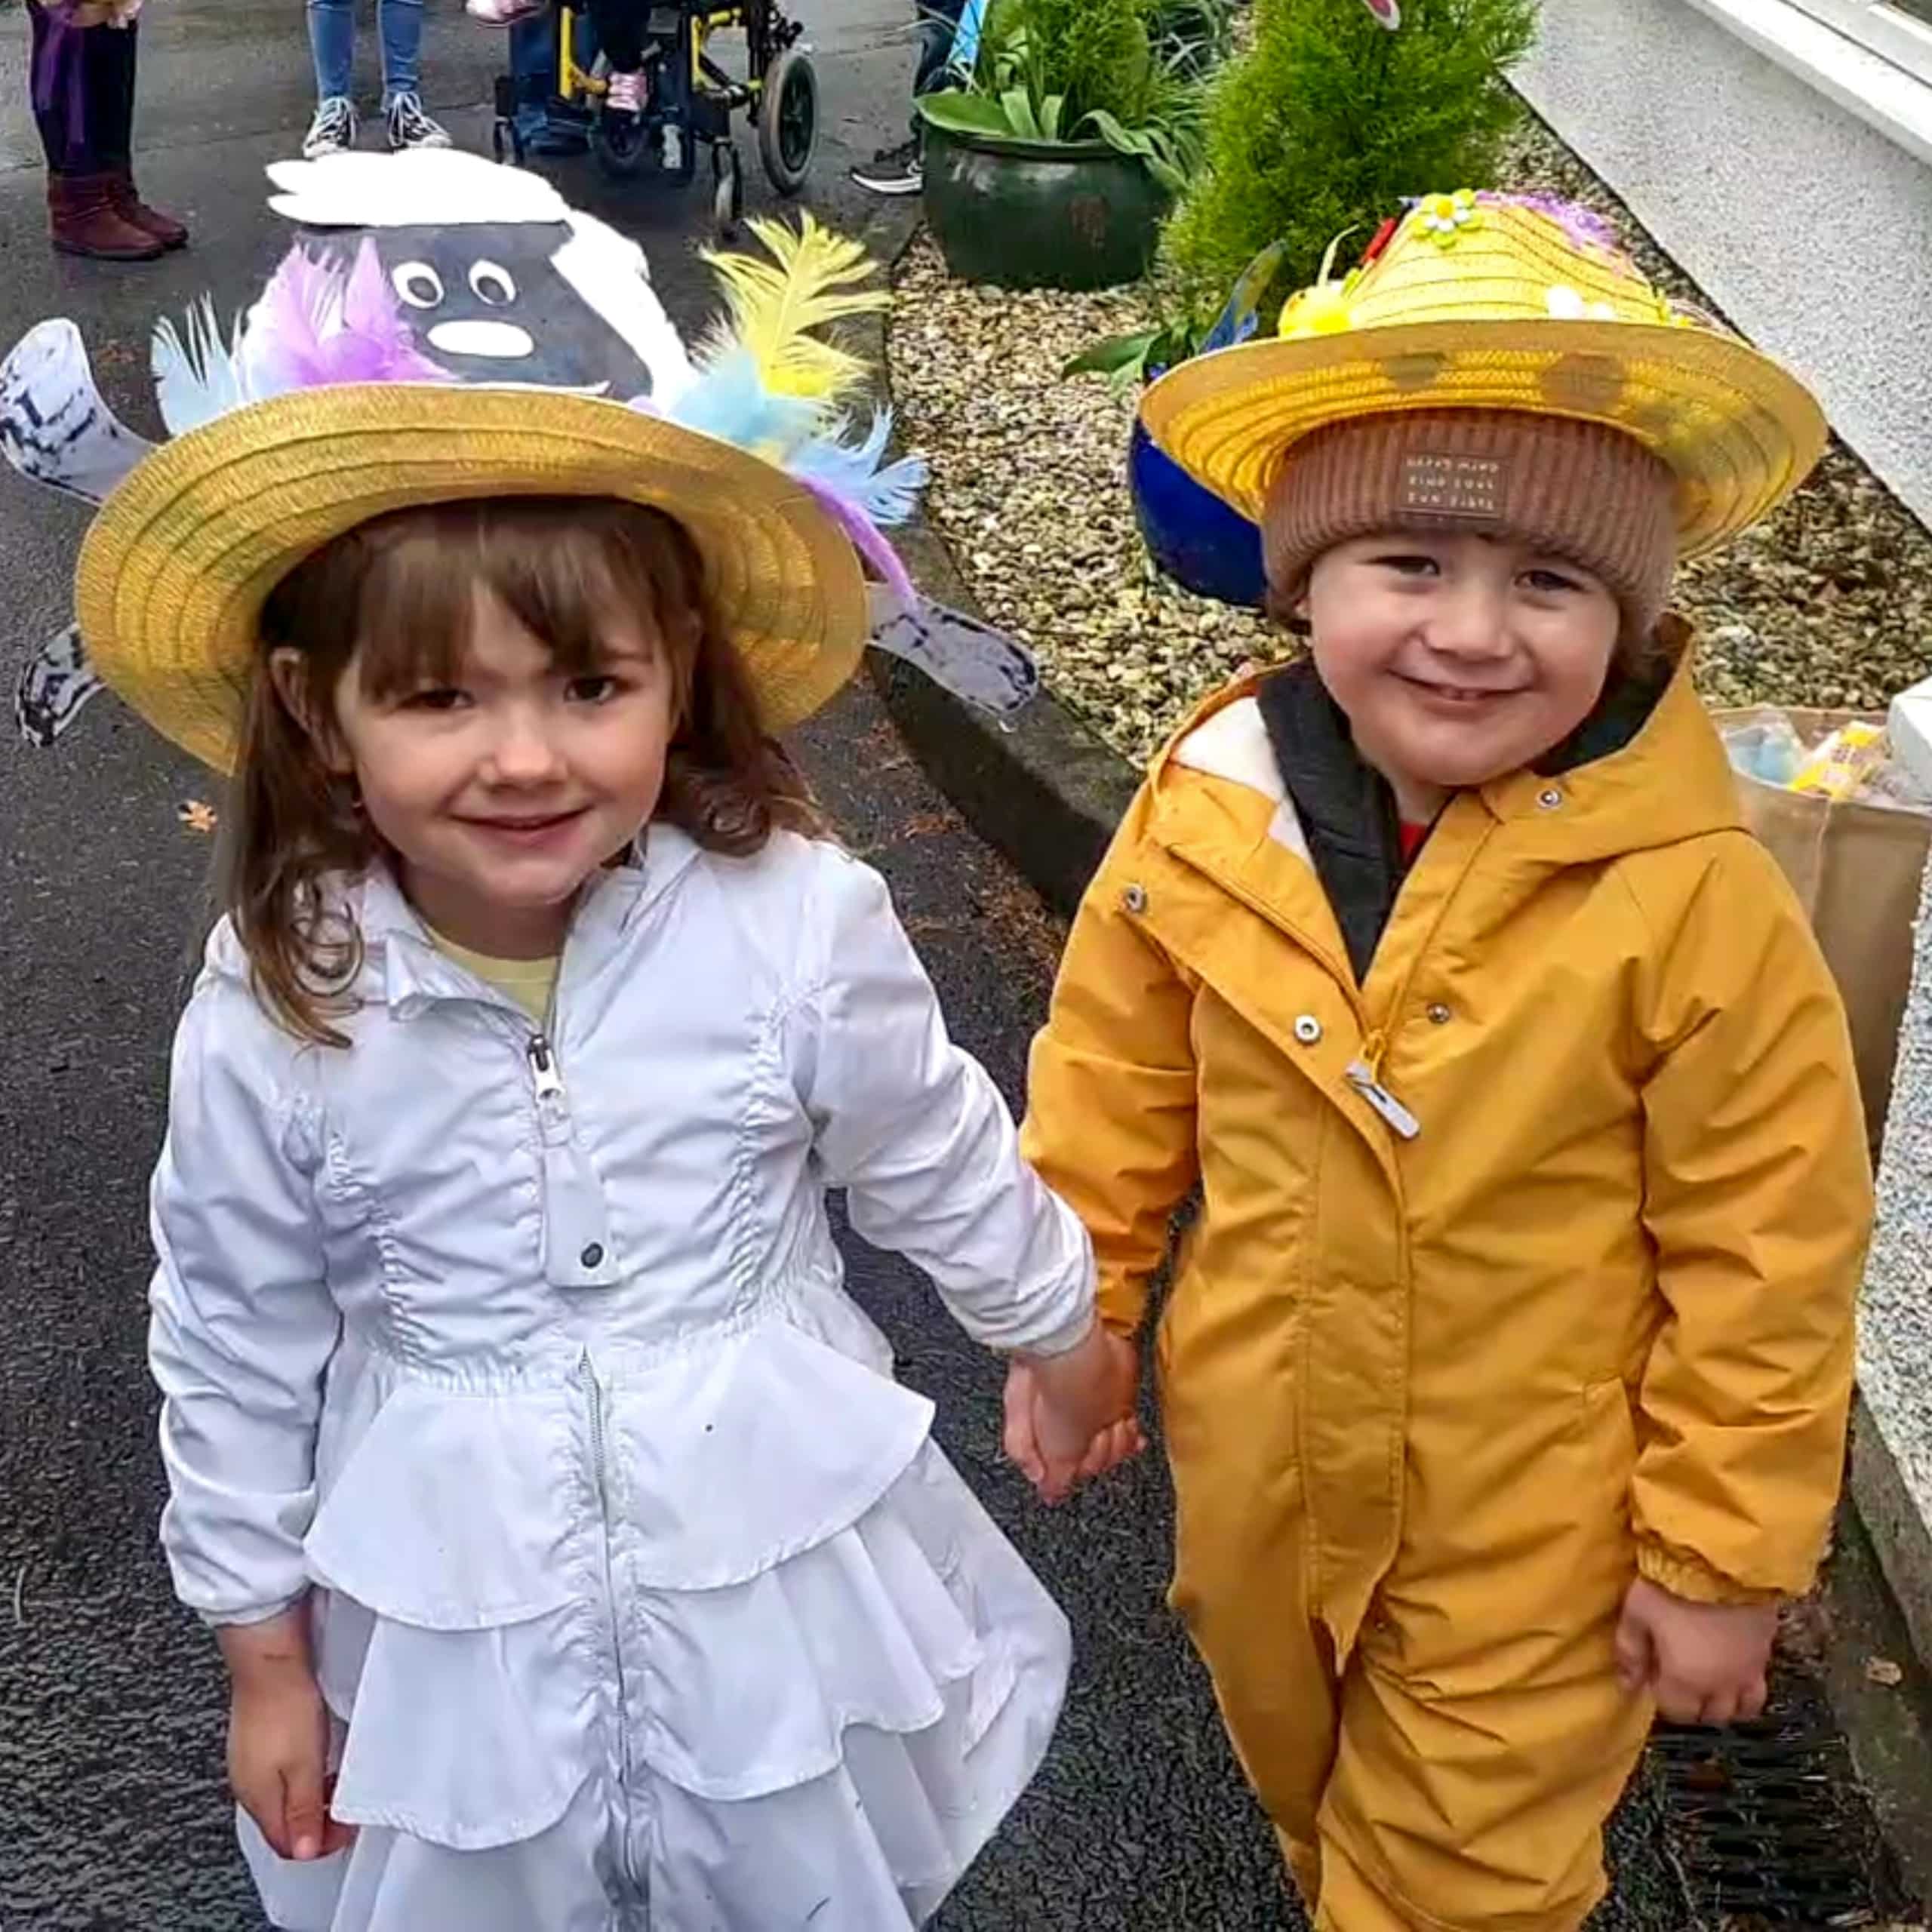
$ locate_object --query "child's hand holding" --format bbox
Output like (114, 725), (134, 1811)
(1003, 1322), (1143, 1504)
(219, 1607), (357, 1863)
(1614, 1577), (1777, 1725)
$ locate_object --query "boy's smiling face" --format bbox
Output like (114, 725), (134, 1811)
(1300, 528), (1623, 821)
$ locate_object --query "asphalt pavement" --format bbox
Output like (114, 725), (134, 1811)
(0, 5), (1904, 1927)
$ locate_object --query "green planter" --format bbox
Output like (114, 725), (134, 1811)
(921, 125), (1171, 291)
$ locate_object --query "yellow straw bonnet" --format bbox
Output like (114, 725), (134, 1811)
(73, 383), (867, 774)
(1139, 192), (1827, 553)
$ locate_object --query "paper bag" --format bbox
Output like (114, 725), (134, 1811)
(1715, 707), (1932, 1155)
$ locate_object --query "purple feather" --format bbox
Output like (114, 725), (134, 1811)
(240, 239), (450, 402)
(800, 475), (916, 608)
(1484, 192), (1626, 258)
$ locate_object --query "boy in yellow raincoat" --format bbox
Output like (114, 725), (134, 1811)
(1007, 195), (1876, 1930)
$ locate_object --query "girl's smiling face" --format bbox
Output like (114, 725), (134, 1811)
(291, 589), (676, 959)
(1301, 528), (1623, 821)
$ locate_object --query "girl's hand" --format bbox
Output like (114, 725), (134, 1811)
(1003, 1324), (1143, 1503)
(219, 1608), (356, 1863)
(1614, 1577), (1777, 1726)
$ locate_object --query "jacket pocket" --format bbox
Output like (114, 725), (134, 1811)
(1571, 1378), (1641, 1601)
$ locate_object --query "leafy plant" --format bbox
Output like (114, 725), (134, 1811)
(915, 0), (1214, 189)
(1062, 312), (1208, 390)
(1144, 0), (1236, 78)
(1163, 0), (1539, 309)
(1064, 238), (1287, 388)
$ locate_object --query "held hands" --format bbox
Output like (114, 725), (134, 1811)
(1003, 1321), (1143, 1505)
(1614, 1577), (1777, 1725)
(219, 1607), (356, 1864)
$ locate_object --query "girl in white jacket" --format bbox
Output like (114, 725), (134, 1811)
(49, 208), (1137, 1930)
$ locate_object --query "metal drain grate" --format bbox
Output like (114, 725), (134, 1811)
(1649, 1665), (1912, 1928)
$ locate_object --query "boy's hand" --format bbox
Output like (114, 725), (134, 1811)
(220, 1607), (355, 1863)
(1003, 1323), (1143, 1503)
(1614, 1577), (1777, 1725)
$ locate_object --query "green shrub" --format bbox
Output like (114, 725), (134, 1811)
(1164, 0), (1539, 312)
(918, 0), (1215, 186)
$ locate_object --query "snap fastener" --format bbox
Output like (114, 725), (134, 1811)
(1121, 884), (1149, 915)
(1537, 787), (1564, 811)
(1427, 1002), (1452, 1026)
(1293, 1014), (1323, 1046)
(580, 1242), (605, 1269)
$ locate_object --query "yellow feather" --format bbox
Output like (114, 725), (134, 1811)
(699, 213), (888, 401)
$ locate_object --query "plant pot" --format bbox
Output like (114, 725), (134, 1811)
(921, 125), (1171, 292)
(1128, 416), (1267, 607)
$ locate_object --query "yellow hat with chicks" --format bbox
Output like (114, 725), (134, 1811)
(1140, 191), (1827, 555)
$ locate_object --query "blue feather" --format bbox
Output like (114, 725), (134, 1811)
(1201, 240), (1290, 355)
(666, 348), (820, 454)
(789, 408), (928, 527)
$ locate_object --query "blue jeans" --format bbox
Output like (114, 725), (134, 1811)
(307, 0), (425, 105)
(508, 8), (594, 149)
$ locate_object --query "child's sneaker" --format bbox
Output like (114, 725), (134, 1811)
(466, 0), (548, 22)
(605, 69), (648, 115)
(301, 96), (358, 160)
(851, 136), (922, 196)
(386, 93), (453, 152)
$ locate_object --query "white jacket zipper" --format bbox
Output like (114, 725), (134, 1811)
(528, 1032), (566, 1112)
(582, 1351), (641, 1897)
(523, 1032), (617, 1287)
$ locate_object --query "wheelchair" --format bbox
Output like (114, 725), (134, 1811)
(490, 0), (820, 235)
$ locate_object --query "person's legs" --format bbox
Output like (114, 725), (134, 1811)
(377, 0), (450, 149)
(306, 0), (354, 102)
(507, 11), (588, 155)
(1310, 1491), (1654, 1930)
(96, 17), (188, 249)
(303, 0), (358, 154)
(28, 0), (92, 174)
(1313, 1642), (1650, 1930)
(377, 0), (422, 100)
(584, 0), (644, 72)
(26, 0), (165, 259)
(852, 0), (964, 192)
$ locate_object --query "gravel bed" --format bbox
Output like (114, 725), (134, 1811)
(888, 106), (1932, 768)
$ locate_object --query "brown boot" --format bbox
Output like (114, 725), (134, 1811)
(47, 172), (166, 262)
(107, 168), (189, 251)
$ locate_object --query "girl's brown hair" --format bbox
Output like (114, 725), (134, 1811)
(228, 495), (823, 1045)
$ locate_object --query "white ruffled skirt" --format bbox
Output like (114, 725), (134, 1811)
(240, 1320), (1071, 1931)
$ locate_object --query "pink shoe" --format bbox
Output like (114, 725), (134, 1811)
(466, 0), (546, 25)
(605, 69), (648, 114)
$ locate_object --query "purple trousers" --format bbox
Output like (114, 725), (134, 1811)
(26, 1), (140, 176)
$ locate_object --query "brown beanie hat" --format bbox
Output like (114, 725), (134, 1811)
(1262, 409), (1681, 641)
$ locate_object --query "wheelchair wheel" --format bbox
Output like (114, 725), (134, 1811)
(756, 45), (817, 195)
(592, 94), (653, 179)
(712, 141), (744, 238)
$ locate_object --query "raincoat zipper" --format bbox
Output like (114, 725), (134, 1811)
(1164, 846), (1421, 1137)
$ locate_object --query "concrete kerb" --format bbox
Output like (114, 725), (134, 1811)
(864, 220), (1931, 1897)
(858, 219), (1140, 923)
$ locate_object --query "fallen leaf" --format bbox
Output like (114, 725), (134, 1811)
(1864, 1655), (1904, 1687)
(177, 800), (218, 835)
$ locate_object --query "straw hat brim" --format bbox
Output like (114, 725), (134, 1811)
(1139, 316), (1828, 553)
(75, 383), (868, 774)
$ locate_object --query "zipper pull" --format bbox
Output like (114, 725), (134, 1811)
(1346, 1060), (1420, 1140)
(527, 1033), (566, 1106)
(1360, 1027), (1389, 1081)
